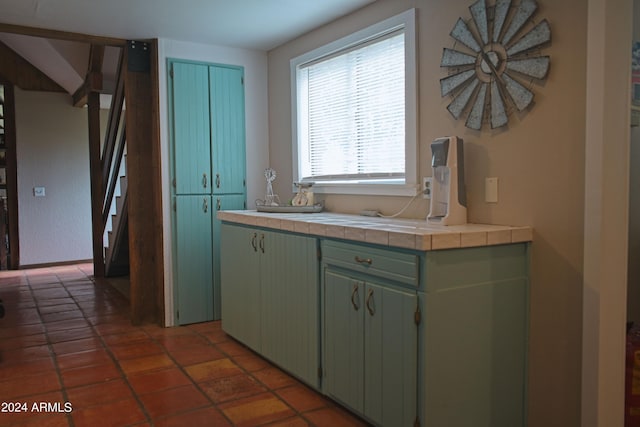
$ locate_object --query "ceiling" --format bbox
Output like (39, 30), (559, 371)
(0, 0), (375, 96)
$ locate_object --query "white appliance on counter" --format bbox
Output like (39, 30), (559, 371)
(427, 136), (467, 226)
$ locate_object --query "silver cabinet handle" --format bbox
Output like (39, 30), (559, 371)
(366, 288), (375, 316)
(251, 233), (258, 252)
(259, 233), (265, 253)
(355, 256), (372, 265)
(217, 198), (221, 211)
(203, 198), (208, 213)
(351, 283), (360, 311)
(216, 173), (221, 188)
(203, 173), (208, 188)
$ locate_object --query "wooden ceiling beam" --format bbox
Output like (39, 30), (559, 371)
(72, 44), (105, 107)
(0, 22), (127, 46)
(0, 40), (65, 92)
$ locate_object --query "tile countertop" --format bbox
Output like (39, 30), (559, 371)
(217, 210), (533, 251)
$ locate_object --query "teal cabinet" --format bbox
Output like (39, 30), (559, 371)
(171, 62), (212, 195)
(174, 195), (213, 324)
(210, 66), (246, 195)
(322, 241), (418, 427)
(169, 59), (246, 324)
(212, 195), (246, 320)
(220, 223), (261, 350)
(259, 229), (319, 387)
(220, 223), (320, 387)
(323, 270), (364, 411)
(421, 244), (529, 427)
(219, 218), (530, 427)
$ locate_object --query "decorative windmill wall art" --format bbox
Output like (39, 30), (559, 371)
(440, 0), (551, 130)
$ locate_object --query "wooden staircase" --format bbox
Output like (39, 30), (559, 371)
(99, 48), (129, 277)
(104, 167), (129, 276)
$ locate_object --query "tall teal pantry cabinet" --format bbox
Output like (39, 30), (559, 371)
(168, 59), (246, 325)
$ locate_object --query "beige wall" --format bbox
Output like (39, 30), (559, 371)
(14, 89), (95, 266)
(268, 0), (587, 425)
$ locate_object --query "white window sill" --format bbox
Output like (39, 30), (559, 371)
(297, 182), (419, 197)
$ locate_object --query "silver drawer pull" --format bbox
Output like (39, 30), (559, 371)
(354, 256), (372, 265)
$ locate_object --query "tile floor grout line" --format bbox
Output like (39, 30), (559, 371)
(2, 263), (369, 427)
(62, 270), (155, 427)
(25, 269), (75, 427)
(186, 325), (329, 427)
(142, 326), (239, 425)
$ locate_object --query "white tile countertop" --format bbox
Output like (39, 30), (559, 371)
(217, 210), (533, 251)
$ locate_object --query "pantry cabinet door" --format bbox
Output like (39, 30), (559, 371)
(174, 195), (213, 325)
(209, 66), (246, 195)
(170, 62), (211, 195)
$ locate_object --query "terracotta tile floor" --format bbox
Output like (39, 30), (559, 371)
(0, 263), (369, 427)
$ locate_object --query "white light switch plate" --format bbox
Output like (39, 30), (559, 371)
(34, 187), (46, 197)
(485, 177), (498, 203)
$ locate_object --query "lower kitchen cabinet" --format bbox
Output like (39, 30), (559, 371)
(220, 224), (261, 350)
(212, 194), (245, 320)
(421, 244), (529, 427)
(220, 223), (320, 387)
(219, 219), (530, 427)
(323, 269), (418, 427)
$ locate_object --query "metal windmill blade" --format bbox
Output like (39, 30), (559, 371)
(450, 18), (482, 53)
(507, 20), (552, 56)
(466, 83), (488, 130)
(490, 80), (508, 128)
(448, 79), (480, 120)
(441, 48), (477, 67)
(502, 72), (534, 111)
(469, 0), (489, 45)
(506, 56), (550, 80)
(493, 0), (512, 42)
(502, 0), (538, 45)
(440, 69), (476, 97)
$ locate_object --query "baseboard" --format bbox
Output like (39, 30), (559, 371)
(19, 259), (93, 270)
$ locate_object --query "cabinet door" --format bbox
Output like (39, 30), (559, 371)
(211, 195), (246, 320)
(209, 66), (246, 195)
(174, 195), (213, 325)
(220, 224), (261, 351)
(260, 230), (319, 387)
(364, 282), (418, 427)
(170, 61), (211, 195)
(323, 269), (364, 413)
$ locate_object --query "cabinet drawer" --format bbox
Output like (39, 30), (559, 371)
(322, 240), (419, 287)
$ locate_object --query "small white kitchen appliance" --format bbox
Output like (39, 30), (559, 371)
(427, 136), (467, 226)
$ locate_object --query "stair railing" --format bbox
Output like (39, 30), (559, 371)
(101, 50), (127, 228)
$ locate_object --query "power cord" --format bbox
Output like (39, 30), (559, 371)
(377, 192), (423, 219)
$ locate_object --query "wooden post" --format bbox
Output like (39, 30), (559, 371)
(125, 40), (163, 325)
(87, 90), (104, 277)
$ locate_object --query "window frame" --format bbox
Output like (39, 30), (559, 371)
(290, 9), (418, 197)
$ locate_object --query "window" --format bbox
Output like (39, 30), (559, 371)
(291, 9), (417, 196)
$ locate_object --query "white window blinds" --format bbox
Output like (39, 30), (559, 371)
(296, 30), (405, 183)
